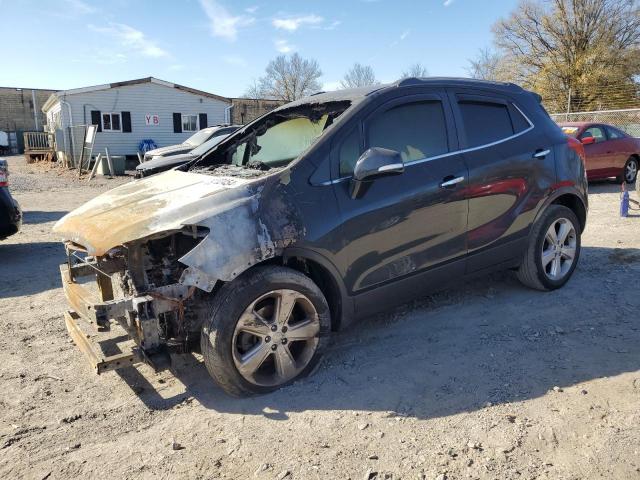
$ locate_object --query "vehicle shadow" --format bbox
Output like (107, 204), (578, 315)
(119, 245), (640, 420)
(21, 211), (67, 225)
(587, 180), (632, 194)
(0, 241), (65, 298)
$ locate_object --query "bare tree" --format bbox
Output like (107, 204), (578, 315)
(467, 48), (504, 81)
(400, 63), (429, 79)
(242, 79), (262, 99)
(492, 0), (640, 111)
(340, 63), (378, 89)
(251, 53), (323, 102)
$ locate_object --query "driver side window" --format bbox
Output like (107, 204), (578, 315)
(580, 126), (606, 143)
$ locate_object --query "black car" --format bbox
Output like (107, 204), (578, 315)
(55, 78), (587, 396)
(135, 127), (238, 178)
(0, 159), (21, 239)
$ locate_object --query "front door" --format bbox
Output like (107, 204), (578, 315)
(579, 125), (610, 179)
(332, 92), (469, 309)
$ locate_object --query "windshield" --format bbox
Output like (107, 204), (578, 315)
(560, 126), (579, 137)
(192, 101), (350, 173)
(185, 128), (214, 146)
(191, 133), (230, 156)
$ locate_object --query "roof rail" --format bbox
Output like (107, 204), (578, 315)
(396, 77), (424, 87)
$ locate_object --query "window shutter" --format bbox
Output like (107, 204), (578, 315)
(198, 113), (207, 130)
(121, 112), (132, 132)
(173, 113), (182, 133)
(91, 110), (102, 132)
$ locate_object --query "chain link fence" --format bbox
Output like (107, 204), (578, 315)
(549, 108), (640, 137)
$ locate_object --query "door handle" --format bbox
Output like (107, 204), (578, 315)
(533, 149), (551, 159)
(440, 176), (464, 188)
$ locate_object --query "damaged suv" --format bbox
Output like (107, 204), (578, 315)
(54, 78), (588, 396)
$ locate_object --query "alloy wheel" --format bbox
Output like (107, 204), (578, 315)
(541, 218), (577, 281)
(232, 289), (320, 387)
(625, 159), (638, 183)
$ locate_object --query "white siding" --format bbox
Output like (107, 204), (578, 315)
(59, 82), (229, 156)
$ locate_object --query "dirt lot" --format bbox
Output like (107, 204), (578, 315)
(1, 155), (639, 480)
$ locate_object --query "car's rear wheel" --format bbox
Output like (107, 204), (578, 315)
(517, 205), (581, 291)
(201, 266), (331, 396)
(619, 156), (638, 184)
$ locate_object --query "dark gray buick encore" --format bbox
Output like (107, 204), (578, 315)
(55, 77), (588, 396)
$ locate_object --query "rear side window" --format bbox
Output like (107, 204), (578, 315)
(509, 105), (530, 133)
(367, 101), (449, 163)
(606, 126), (626, 139)
(458, 101), (514, 148)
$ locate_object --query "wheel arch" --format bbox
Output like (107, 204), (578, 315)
(231, 248), (352, 331)
(537, 188), (587, 234)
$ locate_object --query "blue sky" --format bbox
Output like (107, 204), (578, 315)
(1, 0), (520, 96)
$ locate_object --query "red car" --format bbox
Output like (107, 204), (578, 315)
(559, 122), (639, 184)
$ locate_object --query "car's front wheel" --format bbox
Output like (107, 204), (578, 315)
(517, 205), (581, 291)
(201, 266), (331, 396)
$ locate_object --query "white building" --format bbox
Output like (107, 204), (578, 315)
(42, 77), (232, 161)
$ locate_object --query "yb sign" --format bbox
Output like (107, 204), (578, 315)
(145, 114), (160, 126)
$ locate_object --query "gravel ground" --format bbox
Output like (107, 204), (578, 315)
(1, 155), (639, 480)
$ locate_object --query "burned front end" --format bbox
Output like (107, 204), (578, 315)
(60, 228), (211, 373)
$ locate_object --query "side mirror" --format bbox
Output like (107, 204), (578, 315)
(581, 136), (595, 145)
(350, 147), (404, 199)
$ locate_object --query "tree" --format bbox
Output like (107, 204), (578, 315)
(250, 53), (322, 101)
(492, 0), (640, 112)
(242, 79), (262, 99)
(340, 63), (378, 89)
(467, 48), (504, 81)
(400, 63), (429, 79)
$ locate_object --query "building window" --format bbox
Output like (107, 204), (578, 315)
(102, 112), (121, 132)
(182, 114), (198, 132)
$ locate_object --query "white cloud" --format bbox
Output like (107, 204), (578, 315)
(222, 54), (248, 67)
(63, 0), (95, 14)
(443, 0), (454, 6)
(272, 14), (323, 32)
(89, 23), (169, 58)
(274, 39), (295, 53)
(325, 20), (341, 30)
(245, 5), (259, 13)
(199, 0), (255, 41)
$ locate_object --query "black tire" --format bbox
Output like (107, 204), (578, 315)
(200, 265), (331, 397)
(517, 205), (581, 291)
(618, 156), (638, 184)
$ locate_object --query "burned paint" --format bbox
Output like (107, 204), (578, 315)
(53, 167), (305, 289)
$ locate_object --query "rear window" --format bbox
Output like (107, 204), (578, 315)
(459, 101), (514, 148)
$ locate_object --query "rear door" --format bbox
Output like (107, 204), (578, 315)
(332, 91), (469, 306)
(604, 125), (632, 176)
(447, 89), (555, 272)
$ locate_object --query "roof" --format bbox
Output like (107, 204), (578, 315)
(42, 77), (230, 112)
(557, 121), (591, 127)
(276, 77), (526, 112)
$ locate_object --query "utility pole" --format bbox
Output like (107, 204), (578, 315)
(566, 87), (572, 121)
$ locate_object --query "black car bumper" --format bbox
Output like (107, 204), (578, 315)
(0, 187), (21, 239)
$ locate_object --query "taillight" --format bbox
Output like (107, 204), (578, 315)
(567, 136), (586, 164)
(0, 161), (8, 187)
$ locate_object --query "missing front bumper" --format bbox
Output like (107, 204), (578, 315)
(59, 259), (186, 374)
(64, 310), (139, 374)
